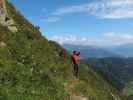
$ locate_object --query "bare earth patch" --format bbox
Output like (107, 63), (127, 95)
(65, 79), (88, 100)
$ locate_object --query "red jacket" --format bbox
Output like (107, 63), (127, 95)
(71, 54), (80, 64)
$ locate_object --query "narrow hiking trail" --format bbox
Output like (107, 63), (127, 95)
(65, 79), (88, 100)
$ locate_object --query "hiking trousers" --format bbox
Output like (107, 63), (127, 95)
(73, 64), (79, 77)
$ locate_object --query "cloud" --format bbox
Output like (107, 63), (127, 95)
(50, 35), (101, 46)
(103, 32), (133, 45)
(52, 4), (89, 16)
(50, 0), (133, 19)
(50, 32), (133, 47)
(41, 17), (60, 22)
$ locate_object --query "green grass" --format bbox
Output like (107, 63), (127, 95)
(123, 81), (133, 96)
(73, 64), (121, 100)
(0, 1), (124, 100)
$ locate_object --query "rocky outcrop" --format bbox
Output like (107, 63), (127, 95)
(0, 0), (17, 32)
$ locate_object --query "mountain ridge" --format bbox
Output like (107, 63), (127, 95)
(63, 43), (133, 58)
(106, 43), (133, 57)
(63, 44), (123, 58)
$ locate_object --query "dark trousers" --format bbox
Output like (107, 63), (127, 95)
(73, 64), (79, 77)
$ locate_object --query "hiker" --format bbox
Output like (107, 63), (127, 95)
(71, 50), (80, 77)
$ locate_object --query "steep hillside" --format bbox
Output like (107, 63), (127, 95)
(82, 58), (133, 100)
(0, 1), (123, 100)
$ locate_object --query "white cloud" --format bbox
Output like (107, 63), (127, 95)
(50, 32), (133, 47)
(103, 32), (133, 45)
(41, 17), (60, 22)
(50, 35), (102, 46)
(50, 0), (133, 19)
(52, 4), (89, 16)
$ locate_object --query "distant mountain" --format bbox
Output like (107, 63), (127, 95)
(63, 44), (122, 58)
(107, 43), (133, 57)
(82, 57), (133, 100)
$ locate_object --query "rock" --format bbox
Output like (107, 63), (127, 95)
(0, 0), (17, 32)
(0, 41), (6, 47)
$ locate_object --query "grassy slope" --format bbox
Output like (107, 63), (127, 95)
(123, 81), (133, 100)
(0, 1), (123, 100)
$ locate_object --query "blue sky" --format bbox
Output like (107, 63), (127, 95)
(10, 0), (133, 46)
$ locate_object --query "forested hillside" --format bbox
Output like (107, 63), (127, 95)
(82, 58), (133, 100)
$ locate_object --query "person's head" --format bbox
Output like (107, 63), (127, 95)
(72, 50), (80, 55)
(76, 51), (80, 56)
(72, 50), (77, 55)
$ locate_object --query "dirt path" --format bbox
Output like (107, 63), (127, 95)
(65, 79), (88, 100)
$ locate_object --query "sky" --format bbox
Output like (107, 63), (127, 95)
(10, 0), (133, 47)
